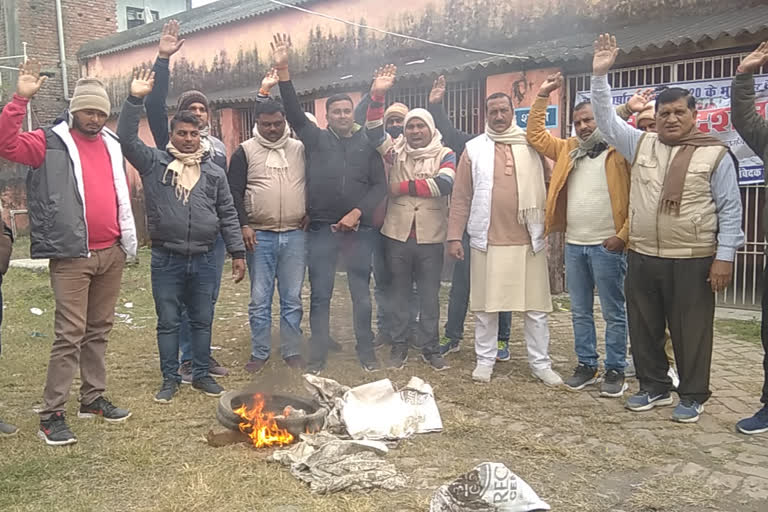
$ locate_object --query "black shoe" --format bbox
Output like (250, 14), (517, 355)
(600, 369), (628, 398)
(192, 376), (225, 397)
(360, 353), (381, 372)
(421, 353), (449, 371)
(306, 360), (326, 375)
(78, 396), (132, 422)
(179, 361), (193, 385)
(388, 346), (408, 369)
(564, 364), (599, 391)
(328, 337), (343, 352)
(154, 379), (180, 404)
(373, 332), (393, 348)
(38, 412), (77, 446)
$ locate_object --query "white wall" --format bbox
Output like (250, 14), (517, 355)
(116, 0), (189, 31)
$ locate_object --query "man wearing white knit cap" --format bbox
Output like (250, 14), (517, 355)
(0, 61), (138, 446)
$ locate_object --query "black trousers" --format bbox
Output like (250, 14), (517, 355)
(386, 237), (443, 356)
(626, 250), (714, 404)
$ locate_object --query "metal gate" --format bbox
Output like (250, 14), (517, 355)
(567, 51), (767, 308)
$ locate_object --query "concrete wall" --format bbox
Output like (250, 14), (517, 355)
(116, 0), (188, 31)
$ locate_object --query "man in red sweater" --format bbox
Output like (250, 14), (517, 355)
(0, 60), (138, 446)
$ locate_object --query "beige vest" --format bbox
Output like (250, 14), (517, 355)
(241, 137), (306, 232)
(382, 146), (452, 244)
(629, 132), (728, 258)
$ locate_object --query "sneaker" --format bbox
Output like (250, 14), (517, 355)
(284, 355), (306, 370)
(38, 412), (77, 446)
(328, 337), (343, 352)
(306, 360), (326, 375)
(373, 332), (393, 348)
(179, 361), (193, 385)
(387, 346), (408, 369)
(439, 337), (460, 355)
(668, 366), (680, 390)
(672, 400), (704, 423)
(360, 353), (381, 372)
(422, 353), (449, 371)
(78, 396), (132, 423)
(625, 391), (674, 412)
(736, 406), (768, 435)
(600, 369), (628, 398)
(472, 364), (493, 383)
(244, 356), (268, 374)
(532, 367), (564, 387)
(208, 356), (229, 377)
(154, 379), (179, 404)
(192, 376), (225, 397)
(0, 419), (19, 436)
(625, 356), (636, 378)
(496, 340), (510, 362)
(564, 364), (599, 391)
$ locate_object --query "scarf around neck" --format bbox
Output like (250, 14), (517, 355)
(253, 123), (291, 173)
(658, 128), (726, 214)
(569, 128), (608, 162)
(485, 122), (546, 225)
(393, 108), (444, 178)
(165, 143), (205, 204)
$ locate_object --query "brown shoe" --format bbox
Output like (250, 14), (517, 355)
(284, 355), (306, 369)
(244, 356), (268, 374)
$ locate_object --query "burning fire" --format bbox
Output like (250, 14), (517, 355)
(233, 394), (295, 448)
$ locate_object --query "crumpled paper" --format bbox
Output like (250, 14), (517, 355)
(271, 431), (407, 494)
(303, 374), (350, 435)
(430, 463), (550, 512)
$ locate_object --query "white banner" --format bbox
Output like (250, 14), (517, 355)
(576, 74), (768, 185)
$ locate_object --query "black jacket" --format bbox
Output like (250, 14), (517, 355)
(278, 80), (385, 226)
(117, 96), (245, 258)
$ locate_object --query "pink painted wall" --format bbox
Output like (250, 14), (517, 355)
(219, 108), (240, 158)
(486, 67), (564, 136)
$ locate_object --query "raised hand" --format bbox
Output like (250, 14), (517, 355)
(16, 59), (47, 99)
(158, 20), (185, 59)
(271, 33), (292, 68)
(538, 72), (563, 97)
(593, 33), (619, 75)
(627, 88), (654, 113)
(738, 41), (768, 74)
(429, 75), (446, 104)
(130, 68), (155, 99)
(261, 68), (279, 92)
(370, 64), (397, 96)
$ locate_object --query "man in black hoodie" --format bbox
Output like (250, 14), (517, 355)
(272, 34), (386, 374)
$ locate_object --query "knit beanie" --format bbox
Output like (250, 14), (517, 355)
(69, 78), (110, 116)
(177, 90), (209, 113)
(636, 101), (655, 125)
(384, 102), (408, 125)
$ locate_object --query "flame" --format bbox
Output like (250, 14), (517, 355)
(233, 394), (294, 448)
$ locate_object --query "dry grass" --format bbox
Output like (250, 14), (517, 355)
(0, 249), (752, 511)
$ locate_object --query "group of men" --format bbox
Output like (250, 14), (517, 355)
(1, 23), (768, 443)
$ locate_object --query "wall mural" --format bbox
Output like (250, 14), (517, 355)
(93, 0), (742, 107)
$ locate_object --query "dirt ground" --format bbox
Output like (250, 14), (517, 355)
(1, 249), (767, 512)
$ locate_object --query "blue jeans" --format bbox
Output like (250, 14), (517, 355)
(179, 234), (226, 363)
(151, 248), (218, 382)
(444, 232), (511, 341)
(373, 231), (417, 337)
(308, 222), (375, 364)
(565, 243), (628, 371)
(246, 229), (305, 360)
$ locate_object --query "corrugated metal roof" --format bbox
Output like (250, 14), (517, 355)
(78, 0), (313, 58)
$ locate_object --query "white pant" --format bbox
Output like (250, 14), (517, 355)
(474, 311), (552, 370)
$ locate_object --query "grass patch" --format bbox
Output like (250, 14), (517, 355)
(715, 318), (761, 344)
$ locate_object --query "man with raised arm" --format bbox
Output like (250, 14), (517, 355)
(365, 65), (455, 371)
(591, 34), (744, 423)
(118, 69), (245, 404)
(731, 41), (768, 435)
(272, 34), (386, 374)
(144, 20), (230, 381)
(0, 61), (137, 446)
